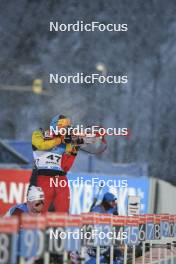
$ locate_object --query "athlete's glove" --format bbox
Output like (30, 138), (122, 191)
(64, 134), (84, 145)
(64, 134), (72, 143)
(76, 137), (84, 144)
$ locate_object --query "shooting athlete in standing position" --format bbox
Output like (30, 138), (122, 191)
(29, 114), (82, 213)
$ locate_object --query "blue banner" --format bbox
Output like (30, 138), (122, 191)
(66, 173), (149, 215)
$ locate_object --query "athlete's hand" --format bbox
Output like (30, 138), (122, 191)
(64, 134), (84, 145)
(64, 134), (72, 143)
(76, 137), (84, 145)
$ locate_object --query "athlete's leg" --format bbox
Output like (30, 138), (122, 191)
(37, 176), (54, 212)
(53, 176), (70, 213)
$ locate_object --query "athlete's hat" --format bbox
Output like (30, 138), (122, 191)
(27, 186), (45, 202)
(103, 192), (117, 202)
(50, 114), (71, 129)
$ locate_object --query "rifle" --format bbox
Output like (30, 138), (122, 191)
(89, 182), (104, 211)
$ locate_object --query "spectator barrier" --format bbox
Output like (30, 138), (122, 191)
(0, 213), (176, 264)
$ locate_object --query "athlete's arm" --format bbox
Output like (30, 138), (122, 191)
(32, 130), (62, 150)
(11, 208), (23, 217)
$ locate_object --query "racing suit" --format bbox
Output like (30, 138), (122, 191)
(86, 204), (122, 264)
(5, 203), (29, 216)
(29, 129), (78, 213)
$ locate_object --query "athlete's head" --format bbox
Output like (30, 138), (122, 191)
(27, 186), (45, 214)
(102, 192), (117, 210)
(50, 114), (71, 130)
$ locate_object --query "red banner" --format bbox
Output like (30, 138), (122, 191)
(0, 169), (31, 215)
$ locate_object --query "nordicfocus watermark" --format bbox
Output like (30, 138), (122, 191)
(49, 229), (128, 241)
(50, 177), (128, 189)
(49, 125), (129, 137)
(49, 73), (128, 85)
(50, 21), (128, 32)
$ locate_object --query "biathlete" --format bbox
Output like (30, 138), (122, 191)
(29, 114), (83, 213)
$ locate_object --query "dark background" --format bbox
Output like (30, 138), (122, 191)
(0, 0), (176, 184)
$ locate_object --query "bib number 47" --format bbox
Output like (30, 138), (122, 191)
(47, 154), (61, 163)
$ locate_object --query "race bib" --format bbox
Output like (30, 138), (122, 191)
(34, 151), (62, 170)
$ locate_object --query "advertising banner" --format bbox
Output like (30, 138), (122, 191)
(0, 169), (149, 216)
